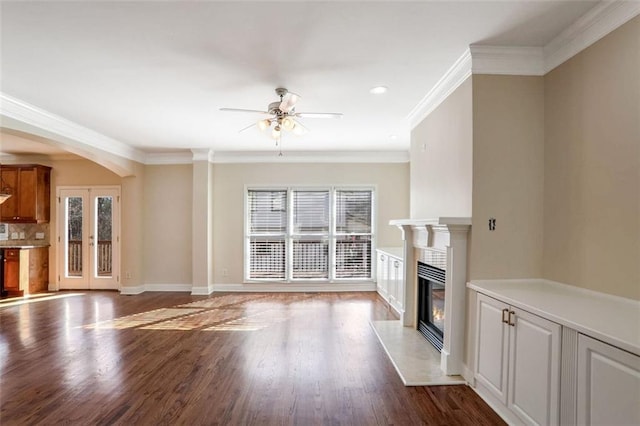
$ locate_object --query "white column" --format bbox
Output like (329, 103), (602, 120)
(394, 223), (415, 327)
(440, 224), (470, 375)
(191, 149), (213, 295)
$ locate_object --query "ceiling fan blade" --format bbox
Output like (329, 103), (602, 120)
(220, 108), (270, 114)
(238, 122), (257, 133)
(279, 93), (300, 113)
(294, 112), (343, 119)
(292, 120), (309, 136)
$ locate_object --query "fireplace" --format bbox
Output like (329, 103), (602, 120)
(389, 217), (470, 376)
(417, 261), (446, 351)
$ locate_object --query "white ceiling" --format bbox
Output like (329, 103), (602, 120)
(0, 1), (599, 157)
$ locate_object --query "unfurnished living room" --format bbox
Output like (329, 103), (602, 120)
(0, 1), (638, 425)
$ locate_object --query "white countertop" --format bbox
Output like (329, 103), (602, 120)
(377, 247), (403, 259)
(468, 279), (640, 356)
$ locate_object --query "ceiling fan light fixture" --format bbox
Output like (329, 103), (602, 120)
(272, 126), (281, 140)
(257, 118), (271, 131)
(282, 117), (296, 131)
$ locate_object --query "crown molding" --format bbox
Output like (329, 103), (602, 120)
(145, 151), (193, 165)
(0, 92), (146, 163)
(211, 150), (410, 164)
(407, 1), (639, 130)
(406, 49), (472, 129)
(544, 0), (640, 73)
(470, 45), (545, 76)
(190, 148), (215, 163)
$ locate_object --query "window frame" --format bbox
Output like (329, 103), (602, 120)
(244, 185), (376, 283)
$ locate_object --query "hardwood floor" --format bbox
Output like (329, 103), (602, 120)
(0, 291), (504, 425)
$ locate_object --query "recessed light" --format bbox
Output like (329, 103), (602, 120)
(370, 86), (388, 95)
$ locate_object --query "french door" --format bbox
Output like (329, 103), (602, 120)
(57, 187), (120, 290)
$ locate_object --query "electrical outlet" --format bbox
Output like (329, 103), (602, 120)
(19, 232), (25, 239)
(35, 232), (45, 240)
(10, 232), (18, 240)
(125, 272), (132, 279)
(222, 268), (229, 277)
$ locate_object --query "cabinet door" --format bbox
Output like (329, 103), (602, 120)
(376, 252), (389, 298)
(475, 293), (510, 404)
(577, 334), (640, 425)
(394, 259), (404, 311)
(508, 307), (561, 426)
(3, 249), (20, 291)
(17, 168), (37, 221)
(0, 168), (19, 221)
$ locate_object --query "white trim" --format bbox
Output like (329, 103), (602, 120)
(544, 0), (640, 73)
(120, 285), (145, 295)
(145, 284), (193, 292)
(145, 152), (193, 165)
(407, 49), (472, 129)
(191, 285), (214, 295)
(212, 150), (409, 164)
(211, 282), (376, 293)
(0, 92), (146, 163)
(470, 45), (545, 76)
(191, 148), (214, 163)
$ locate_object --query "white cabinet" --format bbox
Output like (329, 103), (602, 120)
(475, 293), (561, 426)
(388, 257), (404, 314)
(376, 251), (389, 298)
(375, 249), (404, 317)
(577, 334), (640, 426)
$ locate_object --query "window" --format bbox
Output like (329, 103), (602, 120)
(246, 187), (374, 281)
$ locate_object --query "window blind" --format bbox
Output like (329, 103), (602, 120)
(246, 187), (373, 281)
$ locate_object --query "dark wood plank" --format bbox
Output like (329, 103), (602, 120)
(0, 291), (505, 425)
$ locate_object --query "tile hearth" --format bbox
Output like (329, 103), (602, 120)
(370, 320), (465, 386)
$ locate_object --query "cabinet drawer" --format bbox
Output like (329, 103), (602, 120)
(5, 249), (20, 259)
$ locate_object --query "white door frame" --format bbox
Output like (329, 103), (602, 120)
(56, 186), (121, 291)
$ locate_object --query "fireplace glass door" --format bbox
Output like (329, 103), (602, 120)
(417, 262), (445, 351)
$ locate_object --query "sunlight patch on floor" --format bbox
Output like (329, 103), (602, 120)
(0, 293), (85, 308)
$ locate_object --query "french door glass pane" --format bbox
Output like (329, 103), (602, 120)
(66, 196), (83, 277)
(335, 235), (372, 278)
(96, 196), (113, 278)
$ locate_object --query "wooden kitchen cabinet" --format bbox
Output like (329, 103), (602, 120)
(0, 164), (51, 223)
(3, 248), (20, 295)
(2, 247), (49, 296)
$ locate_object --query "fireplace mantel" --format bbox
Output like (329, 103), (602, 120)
(389, 217), (471, 376)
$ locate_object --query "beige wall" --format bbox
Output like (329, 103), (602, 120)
(142, 164), (193, 286)
(410, 77), (473, 218)
(470, 75), (545, 280)
(212, 162), (410, 283)
(543, 16), (640, 300)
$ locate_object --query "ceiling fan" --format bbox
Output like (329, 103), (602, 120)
(220, 88), (343, 140)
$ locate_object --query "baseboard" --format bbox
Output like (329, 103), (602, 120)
(211, 282), (376, 293)
(472, 381), (523, 425)
(463, 365), (475, 386)
(191, 286), (214, 295)
(120, 285), (146, 295)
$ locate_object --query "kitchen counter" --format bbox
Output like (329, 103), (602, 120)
(0, 243), (50, 249)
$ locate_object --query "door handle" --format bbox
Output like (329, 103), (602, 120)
(508, 310), (516, 327)
(501, 308), (509, 324)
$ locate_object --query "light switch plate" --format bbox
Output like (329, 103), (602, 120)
(19, 232), (25, 239)
(35, 232), (45, 240)
(11, 232), (18, 239)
